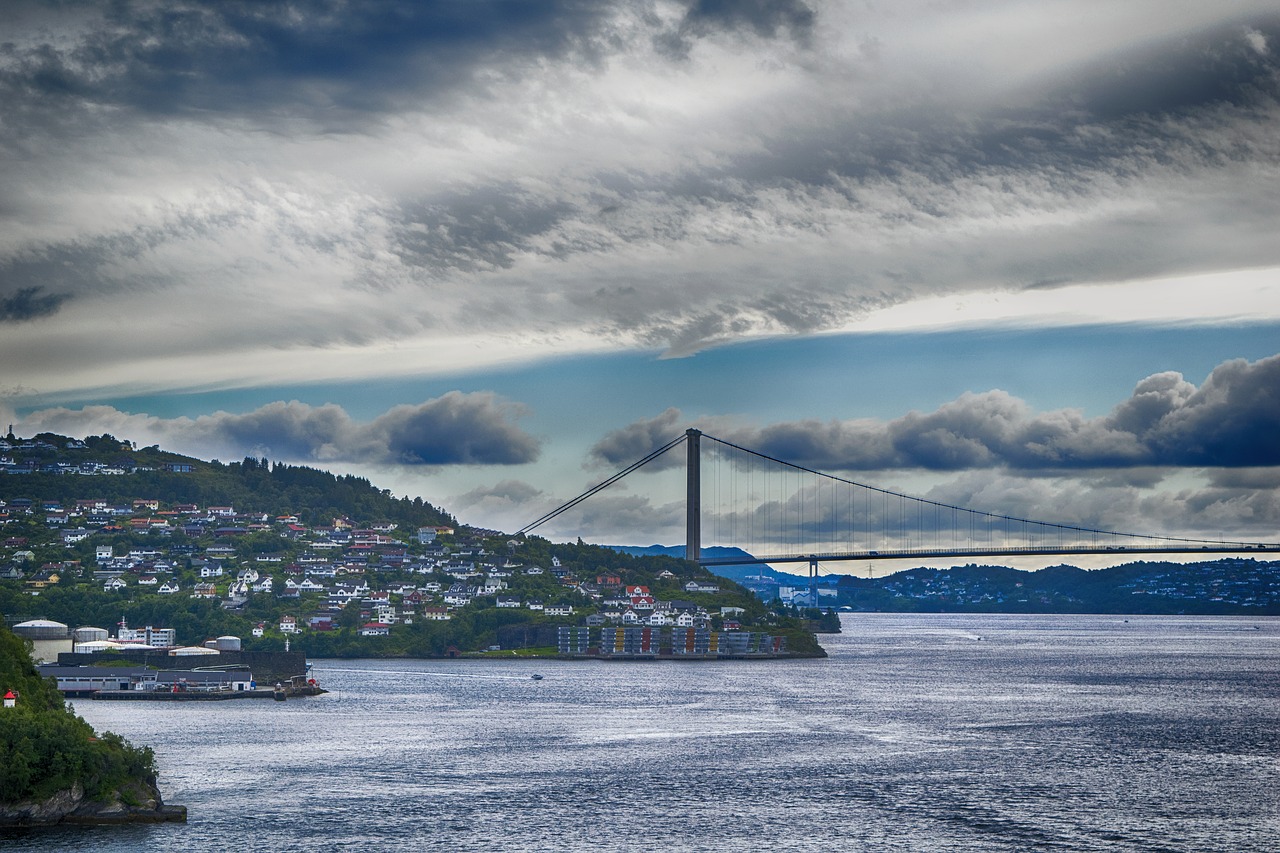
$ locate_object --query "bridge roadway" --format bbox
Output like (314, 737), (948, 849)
(696, 544), (1280, 567)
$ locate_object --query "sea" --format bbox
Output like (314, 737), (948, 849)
(4, 613), (1278, 852)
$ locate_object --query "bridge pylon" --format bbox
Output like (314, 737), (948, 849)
(686, 428), (701, 562)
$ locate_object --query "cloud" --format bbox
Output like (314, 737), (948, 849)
(0, 286), (65, 322)
(15, 391), (540, 467)
(2, 3), (1279, 391)
(596, 354), (1280, 472)
(588, 407), (687, 469)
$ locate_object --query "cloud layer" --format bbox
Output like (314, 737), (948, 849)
(2, 2), (1279, 394)
(592, 354), (1280, 471)
(12, 391), (540, 467)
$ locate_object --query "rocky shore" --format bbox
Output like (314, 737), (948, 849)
(0, 779), (186, 827)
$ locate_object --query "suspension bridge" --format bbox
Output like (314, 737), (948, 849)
(520, 429), (1280, 575)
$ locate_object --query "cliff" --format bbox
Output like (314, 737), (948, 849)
(1, 779), (186, 826)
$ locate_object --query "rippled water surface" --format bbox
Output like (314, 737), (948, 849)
(7, 614), (1279, 851)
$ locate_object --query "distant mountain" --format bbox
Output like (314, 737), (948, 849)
(833, 559), (1280, 615)
(608, 549), (1280, 615)
(606, 545), (808, 583)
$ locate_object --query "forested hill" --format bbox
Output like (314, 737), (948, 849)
(832, 560), (1280, 615)
(0, 432), (454, 530)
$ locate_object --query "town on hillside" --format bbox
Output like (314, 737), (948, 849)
(0, 433), (820, 661)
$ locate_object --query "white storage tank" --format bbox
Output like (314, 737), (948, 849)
(12, 619), (70, 640)
(215, 635), (242, 652)
(12, 619), (73, 663)
(74, 626), (110, 643)
(170, 646), (218, 656)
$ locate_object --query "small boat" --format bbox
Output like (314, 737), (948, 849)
(530, 674), (544, 681)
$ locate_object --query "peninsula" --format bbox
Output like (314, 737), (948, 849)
(0, 622), (185, 826)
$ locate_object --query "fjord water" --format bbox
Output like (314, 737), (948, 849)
(9, 614), (1279, 852)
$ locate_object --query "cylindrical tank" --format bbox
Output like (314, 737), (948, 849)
(75, 639), (125, 652)
(12, 619), (70, 640)
(170, 646), (218, 656)
(214, 635), (242, 652)
(74, 626), (109, 643)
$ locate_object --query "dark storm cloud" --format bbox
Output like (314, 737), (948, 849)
(593, 354), (1280, 471)
(0, 0), (819, 130)
(0, 286), (66, 323)
(658, 0), (815, 57)
(362, 393), (541, 465)
(587, 407), (687, 471)
(0, 0), (615, 125)
(19, 391), (541, 467)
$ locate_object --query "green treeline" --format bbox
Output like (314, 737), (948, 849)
(0, 624), (156, 805)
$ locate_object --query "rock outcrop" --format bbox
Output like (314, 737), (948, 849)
(0, 779), (186, 827)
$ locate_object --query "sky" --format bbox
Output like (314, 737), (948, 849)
(2, 1), (1279, 572)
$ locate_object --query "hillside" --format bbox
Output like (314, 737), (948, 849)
(0, 432), (455, 530)
(1, 432), (824, 658)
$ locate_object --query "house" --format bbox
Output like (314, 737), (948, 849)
(158, 580), (181, 595)
(192, 582), (218, 598)
(358, 623), (390, 637)
(252, 623), (265, 637)
(25, 570), (60, 589)
(496, 594), (522, 609)
(684, 580), (721, 594)
(103, 577), (128, 592)
(421, 607), (451, 621)
(279, 616), (300, 634)
(545, 604), (575, 617)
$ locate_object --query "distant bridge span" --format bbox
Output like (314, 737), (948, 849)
(520, 428), (1280, 569)
(697, 545), (1280, 568)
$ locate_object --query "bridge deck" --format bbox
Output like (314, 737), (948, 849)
(697, 545), (1280, 566)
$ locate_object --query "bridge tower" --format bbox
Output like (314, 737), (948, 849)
(686, 428), (701, 562)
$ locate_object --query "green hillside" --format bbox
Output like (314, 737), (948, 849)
(0, 432), (455, 529)
(0, 623), (157, 808)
